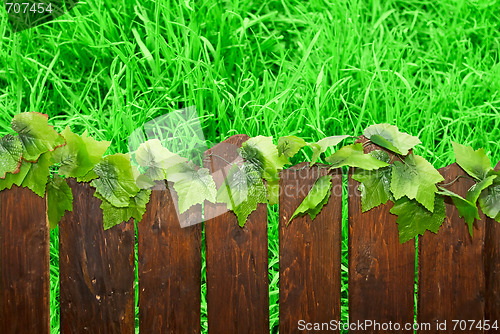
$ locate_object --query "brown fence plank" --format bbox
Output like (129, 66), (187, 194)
(204, 134), (270, 334)
(138, 185), (202, 333)
(485, 161), (500, 333)
(59, 179), (135, 334)
(418, 163), (485, 333)
(0, 186), (50, 334)
(348, 139), (415, 333)
(279, 164), (342, 334)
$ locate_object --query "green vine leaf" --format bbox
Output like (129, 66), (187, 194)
(46, 175), (73, 229)
(0, 134), (23, 178)
(309, 135), (350, 165)
(216, 163), (267, 227)
(391, 154), (444, 212)
(95, 189), (152, 230)
(240, 136), (288, 205)
(479, 182), (500, 222)
(81, 130), (110, 163)
(390, 195), (446, 243)
(132, 165), (157, 190)
(169, 162), (217, 214)
(452, 141), (492, 180)
(289, 174), (332, 225)
(53, 127), (110, 179)
(364, 124), (421, 155)
(325, 143), (390, 170)
(134, 139), (188, 181)
(91, 154), (140, 207)
(277, 136), (307, 159)
(352, 164), (393, 212)
(21, 151), (54, 197)
(11, 112), (65, 162)
(467, 175), (496, 203)
(437, 187), (478, 236)
(78, 170), (99, 183)
(0, 161), (31, 191)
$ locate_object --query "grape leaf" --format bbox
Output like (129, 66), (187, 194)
(132, 165), (157, 190)
(289, 174), (332, 225)
(134, 139), (188, 181)
(216, 163), (267, 227)
(369, 150), (391, 163)
(309, 135), (350, 165)
(364, 124), (421, 155)
(0, 161), (31, 191)
(391, 154), (444, 212)
(479, 183), (500, 222)
(239, 136), (288, 205)
(91, 153), (140, 207)
(78, 170), (99, 183)
(390, 195), (446, 243)
(437, 187), (479, 236)
(53, 127), (110, 178)
(81, 130), (110, 163)
(46, 175), (73, 229)
(95, 189), (151, 230)
(11, 112), (65, 162)
(21, 151), (54, 197)
(451, 141), (492, 181)
(169, 162), (217, 214)
(277, 136), (307, 159)
(325, 143), (390, 170)
(352, 165), (393, 212)
(466, 175), (496, 203)
(0, 135), (23, 178)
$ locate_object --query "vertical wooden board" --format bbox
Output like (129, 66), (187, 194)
(0, 186), (50, 334)
(59, 180), (135, 334)
(203, 134), (270, 334)
(418, 163), (485, 333)
(279, 164), (342, 334)
(348, 138), (415, 333)
(484, 161), (500, 333)
(138, 185), (202, 333)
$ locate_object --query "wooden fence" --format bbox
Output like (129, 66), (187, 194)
(0, 134), (499, 334)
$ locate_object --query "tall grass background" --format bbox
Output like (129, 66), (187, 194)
(0, 0), (499, 332)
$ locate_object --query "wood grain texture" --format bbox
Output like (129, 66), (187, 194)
(348, 137), (415, 333)
(484, 161), (500, 333)
(0, 186), (50, 334)
(138, 184), (202, 333)
(279, 163), (342, 334)
(418, 163), (485, 333)
(203, 134), (270, 334)
(59, 179), (135, 334)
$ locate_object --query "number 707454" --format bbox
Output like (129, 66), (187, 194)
(5, 2), (53, 14)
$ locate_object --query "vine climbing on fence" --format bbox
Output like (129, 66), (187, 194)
(0, 112), (498, 243)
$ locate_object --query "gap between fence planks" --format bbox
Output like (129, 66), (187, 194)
(138, 183), (202, 334)
(203, 135), (270, 334)
(279, 163), (342, 334)
(0, 186), (50, 334)
(59, 179), (135, 334)
(348, 137), (415, 333)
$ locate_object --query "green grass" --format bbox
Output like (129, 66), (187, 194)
(1, 0), (499, 333)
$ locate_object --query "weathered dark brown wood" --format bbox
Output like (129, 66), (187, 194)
(59, 179), (135, 334)
(0, 186), (50, 334)
(348, 138), (415, 333)
(279, 163), (342, 333)
(138, 184), (202, 333)
(418, 163), (485, 333)
(484, 161), (500, 333)
(203, 134), (270, 334)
